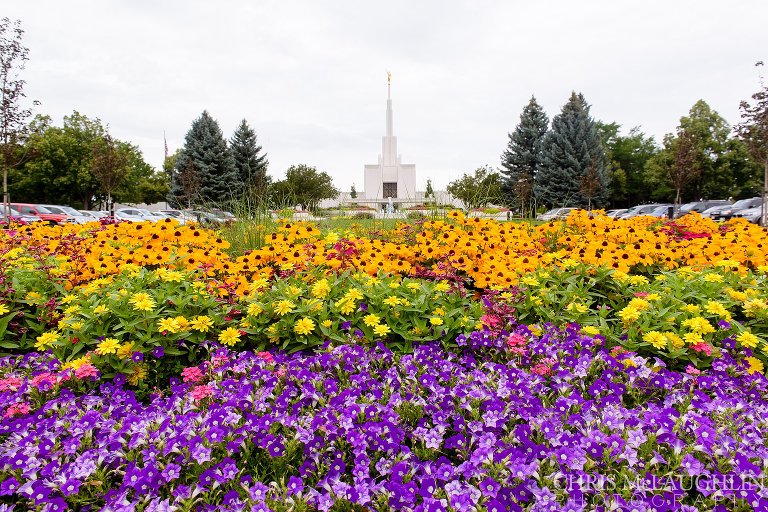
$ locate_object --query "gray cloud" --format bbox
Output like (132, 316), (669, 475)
(6, 0), (767, 192)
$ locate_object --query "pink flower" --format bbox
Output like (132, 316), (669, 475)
(275, 367), (287, 379)
(30, 373), (56, 390)
(690, 342), (713, 356)
(181, 366), (205, 384)
(191, 384), (214, 403)
(530, 363), (552, 377)
(4, 402), (31, 418)
(481, 314), (502, 330)
(211, 355), (229, 369)
(506, 333), (527, 347)
(633, 292), (649, 298)
(257, 351), (274, 364)
(0, 377), (23, 392)
(74, 364), (100, 380)
(685, 365), (702, 376)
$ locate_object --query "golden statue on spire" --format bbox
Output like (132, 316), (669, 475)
(387, 70), (391, 83)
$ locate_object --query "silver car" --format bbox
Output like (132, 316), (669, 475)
(536, 207), (577, 221)
(733, 203), (767, 225)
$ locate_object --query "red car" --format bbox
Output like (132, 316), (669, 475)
(10, 203), (72, 225)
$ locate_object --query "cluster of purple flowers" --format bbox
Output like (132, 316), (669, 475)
(0, 325), (767, 511)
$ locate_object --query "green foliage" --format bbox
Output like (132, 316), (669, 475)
(10, 112), (157, 209)
(596, 123), (659, 207)
(446, 165), (502, 211)
(169, 111), (240, 207)
(536, 92), (608, 208)
(231, 119), (269, 207)
(737, 79), (768, 165)
(511, 263), (768, 369)
(644, 100), (762, 203)
(501, 96), (548, 214)
(0, 17), (34, 217)
(270, 164), (338, 212)
(241, 271), (483, 354)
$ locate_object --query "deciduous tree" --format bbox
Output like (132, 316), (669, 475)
(447, 166), (502, 211)
(737, 72), (768, 225)
(270, 164), (338, 211)
(0, 18), (35, 220)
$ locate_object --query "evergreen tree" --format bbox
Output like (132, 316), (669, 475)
(230, 119), (268, 204)
(350, 184), (357, 199)
(169, 111), (239, 207)
(500, 96), (548, 215)
(535, 93), (608, 208)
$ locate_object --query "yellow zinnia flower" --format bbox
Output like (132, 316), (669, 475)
(190, 315), (214, 332)
(0, 304), (9, 316)
(218, 327), (242, 346)
(311, 279), (331, 299)
(157, 318), (180, 334)
(373, 324), (391, 337)
(293, 317), (315, 336)
(618, 306), (641, 325)
(737, 331), (761, 349)
(35, 331), (60, 351)
(746, 356), (764, 375)
(96, 337), (121, 355)
(247, 302), (264, 317)
(274, 300), (295, 316)
(429, 317), (444, 326)
(383, 296), (401, 307)
(363, 314), (381, 327)
(642, 331), (667, 350)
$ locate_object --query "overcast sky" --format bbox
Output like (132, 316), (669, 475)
(6, 0), (767, 192)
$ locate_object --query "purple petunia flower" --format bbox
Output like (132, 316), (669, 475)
(286, 476), (304, 496)
(152, 346), (165, 358)
(131, 351), (144, 362)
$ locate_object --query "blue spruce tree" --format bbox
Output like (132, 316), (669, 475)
(535, 93), (608, 208)
(500, 96), (549, 215)
(169, 111), (239, 207)
(231, 119), (269, 206)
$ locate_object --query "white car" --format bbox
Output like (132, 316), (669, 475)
(536, 207), (577, 221)
(40, 205), (93, 224)
(113, 208), (156, 222)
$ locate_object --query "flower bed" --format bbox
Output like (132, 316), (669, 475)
(2, 325), (767, 511)
(0, 214), (767, 511)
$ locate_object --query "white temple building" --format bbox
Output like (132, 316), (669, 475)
(363, 74), (417, 209)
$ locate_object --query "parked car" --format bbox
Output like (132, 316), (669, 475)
(10, 203), (72, 225)
(113, 208), (156, 222)
(711, 197), (764, 221)
(674, 199), (732, 219)
(648, 204), (675, 218)
(732, 202), (766, 225)
(701, 204), (732, 218)
(159, 210), (195, 224)
(618, 204), (669, 219)
(605, 209), (628, 219)
(41, 205), (94, 224)
(0, 206), (43, 226)
(536, 207), (577, 221)
(79, 210), (110, 220)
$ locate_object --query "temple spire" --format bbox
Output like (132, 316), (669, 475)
(386, 71), (393, 139)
